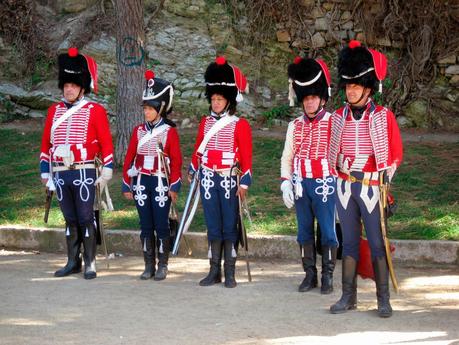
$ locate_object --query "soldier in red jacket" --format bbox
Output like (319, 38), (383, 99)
(280, 57), (338, 294)
(122, 70), (182, 281)
(189, 57), (252, 288)
(40, 48), (114, 279)
(329, 41), (403, 318)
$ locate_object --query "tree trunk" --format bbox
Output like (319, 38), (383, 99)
(114, 0), (145, 166)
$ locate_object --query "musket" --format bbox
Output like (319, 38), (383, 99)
(379, 171), (399, 293)
(43, 188), (53, 223)
(236, 168), (252, 282)
(157, 141), (192, 255)
(95, 157), (110, 269)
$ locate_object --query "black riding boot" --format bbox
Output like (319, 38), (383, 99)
(321, 246), (337, 294)
(298, 243), (317, 292)
(154, 237), (170, 281)
(54, 223), (82, 277)
(330, 256), (358, 313)
(199, 240), (223, 286)
(140, 235), (155, 280)
(373, 256), (393, 318)
(223, 240), (237, 288)
(82, 222), (97, 280)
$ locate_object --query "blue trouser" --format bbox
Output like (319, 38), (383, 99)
(132, 174), (171, 240)
(54, 168), (96, 226)
(295, 176), (338, 247)
(199, 168), (239, 244)
(335, 171), (385, 261)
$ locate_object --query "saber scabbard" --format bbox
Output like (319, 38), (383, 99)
(95, 158), (110, 269)
(236, 171), (252, 282)
(379, 172), (399, 293)
(157, 142), (193, 256)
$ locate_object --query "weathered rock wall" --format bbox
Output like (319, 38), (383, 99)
(0, 0), (457, 130)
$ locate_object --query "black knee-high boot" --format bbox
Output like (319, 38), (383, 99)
(154, 237), (170, 281)
(82, 222), (97, 280)
(321, 246), (337, 294)
(373, 256), (393, 318)
(298, 243), (317, 292)
(223, 240), (237, 288)
(140, 235), (155, 280)
(199, 240), (223, 286)
(55, 223), (82, 277)
(330, 256), (358, 313)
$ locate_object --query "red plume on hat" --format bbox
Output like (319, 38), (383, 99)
(84, 54), (98, 94)
(368, 48), (387, 92)
(232, 65), (248, 102)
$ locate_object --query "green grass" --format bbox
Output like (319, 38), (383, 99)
(0, 128), (458, 241)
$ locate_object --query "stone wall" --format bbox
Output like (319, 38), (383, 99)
(269, 0), (458, 129)
(0, 0), (457, 130)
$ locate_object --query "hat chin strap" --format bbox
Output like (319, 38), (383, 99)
(210, 101), (231, 118)
(158, 101), (166, 117)
(63, 87), (85, 105)
(304, 104), (323, 118)
(347, 87), (368, 106)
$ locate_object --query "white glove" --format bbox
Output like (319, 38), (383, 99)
(95, 167), (113, 191)
(280, 180), (295, 209)
(127, 166), (139, 177)
(46, 176), (56, 191)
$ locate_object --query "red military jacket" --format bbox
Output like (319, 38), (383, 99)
(329, 100), (403, 175)
(122, 119), (182, 193)
(281, 108), (333, 180)
(40, 99), (114, 174)
(189, 114), (253, 187)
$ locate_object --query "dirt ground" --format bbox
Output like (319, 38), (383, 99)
(0, 250), (458, 345)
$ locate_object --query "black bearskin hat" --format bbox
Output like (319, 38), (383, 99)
(204, 56), (248, 109)
(338, 40), (385, 93)
(288, 57), (331, 104)
(142, 70), (174, 116)
(58, 47), (94, 95)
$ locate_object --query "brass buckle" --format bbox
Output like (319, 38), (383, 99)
(348, 175), (357, 183)
(362, 178), (370, 186)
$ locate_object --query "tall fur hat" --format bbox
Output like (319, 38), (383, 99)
(288, 57), (331, 105)
(338, 40), (387, 93)
(204, 56), (248, 107)
(142, 70), (174, 115)
(58, 47), (98, 94)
